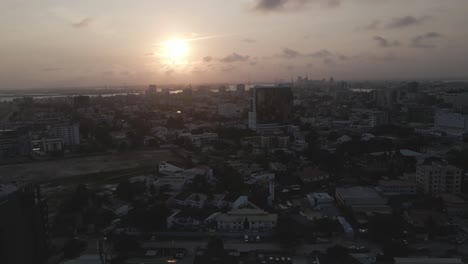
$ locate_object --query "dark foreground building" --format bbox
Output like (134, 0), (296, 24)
(0, 183), (49, 264)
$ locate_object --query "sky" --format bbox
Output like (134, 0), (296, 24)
(1, 0), (468, 89)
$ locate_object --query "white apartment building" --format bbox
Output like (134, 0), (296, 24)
(416, 161), (463, 195)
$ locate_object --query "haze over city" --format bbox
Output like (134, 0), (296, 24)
(2, 2), (468, 264)
(1, 0), (468, 89)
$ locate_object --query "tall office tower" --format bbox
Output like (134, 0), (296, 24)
(0, 183), (49, 264)
(248, 85), (293, 131)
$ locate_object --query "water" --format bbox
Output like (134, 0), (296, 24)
(0, 92), (140, 102)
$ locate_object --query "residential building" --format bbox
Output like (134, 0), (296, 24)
(416, 161), (463, 195)
(369, 111), (388, 127)
(50, 123), (80, 146)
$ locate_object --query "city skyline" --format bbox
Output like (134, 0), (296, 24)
(1, 0), (468, 89)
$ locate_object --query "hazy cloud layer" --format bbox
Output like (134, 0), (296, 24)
(373, 36), (401, 47)
(362, 16), (430, 30)
(71, 17), (93, 28)
(220, 53), (250, 63)
(253, 0), (341, 12)
(411, 32), (442, 48)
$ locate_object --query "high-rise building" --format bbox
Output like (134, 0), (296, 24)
(146, 84), (157, 96)
(369, 111), (388, 127)
(0, 183), (49, 264)
(416, 161), (463, 195)
(248, 85), (293, 131)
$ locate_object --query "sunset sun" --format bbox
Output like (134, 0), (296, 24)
(161, 38), (189, 63)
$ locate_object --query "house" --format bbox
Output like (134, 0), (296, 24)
(159, 161), (184, 175)
(307, 193), (334, 208)
(173, 192), (208, 209)
(376, 180), (417, 196)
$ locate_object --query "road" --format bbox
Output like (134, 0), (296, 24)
(141, 237), (381, 255)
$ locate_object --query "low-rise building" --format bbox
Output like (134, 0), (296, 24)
(376, 180), (417, 196)
(216, 203), (277, 231)
(394, 258), (463, 264)
(335, 186), (390, 214)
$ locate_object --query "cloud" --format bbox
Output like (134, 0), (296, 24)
(361, 16), (430, 30)
(220, 53), (250, 63)
(253, 0), (341, 12)
(386, 15), (430, 29)
(242, 38), (256, 44)
(203, 56), (213, 62)
(281, 47), (301, 58)
(373, 36), (401, 48)
(71, 17), (93, 28)
(362, 20), (382, 30)
(309, 49), (333, 58)
(411, 32), (442, 48)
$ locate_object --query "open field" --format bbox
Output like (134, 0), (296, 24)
(0, 149), (184, 183)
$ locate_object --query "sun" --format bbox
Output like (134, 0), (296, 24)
(161, 38), (189, 62)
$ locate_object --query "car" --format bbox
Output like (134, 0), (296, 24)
(256, 236), (261, 242)
(244, 235), (249, 242)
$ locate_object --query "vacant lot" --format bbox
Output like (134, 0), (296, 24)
(0, 149), (183, 183)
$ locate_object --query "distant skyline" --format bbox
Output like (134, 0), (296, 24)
(1, 0), (468, 89)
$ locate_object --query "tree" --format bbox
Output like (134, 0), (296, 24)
(115, 181), (134, 201)
(326, 245), (349, 261)
(63, 238), (87, 259)
(113, 233), (141, 256)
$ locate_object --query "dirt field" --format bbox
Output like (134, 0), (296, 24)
(0, 149), (183, 183)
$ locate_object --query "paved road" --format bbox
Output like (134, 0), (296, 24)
(141, 238), (381, 255)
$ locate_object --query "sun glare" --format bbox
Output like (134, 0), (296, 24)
(161, 38), (189, 63)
